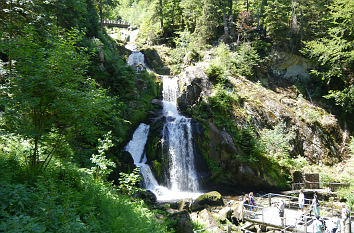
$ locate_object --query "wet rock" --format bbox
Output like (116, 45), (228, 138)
(191, 191), (224, 211)
(139, 190), (157, 204)
(151, 99), (163, 106)
(177, 64), (212, 113)
(191, 209), (224, 233)
(169, 210), (194, 233)
(216, 207), (232, 222)
(179, 198), (193, 211)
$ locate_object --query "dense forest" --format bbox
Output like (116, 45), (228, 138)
(0, 0), (353, 232)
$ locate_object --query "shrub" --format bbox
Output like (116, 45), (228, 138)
(205, 63), (225, 84)
(231, 43), (260, 78)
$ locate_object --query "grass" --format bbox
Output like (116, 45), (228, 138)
(0, 150), (171, 233)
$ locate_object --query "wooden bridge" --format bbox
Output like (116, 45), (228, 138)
(103, 19), (130, 28)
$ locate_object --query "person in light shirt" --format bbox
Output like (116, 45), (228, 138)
(298, 189), (305, 220)
(341, 203), (350, 233)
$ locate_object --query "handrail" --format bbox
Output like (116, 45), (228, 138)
(267, 193), (354, 216)
(193, 223), (238, 233)
(291, 182), (350, 191)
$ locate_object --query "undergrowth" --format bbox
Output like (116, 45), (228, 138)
(0, 151), (170, 233)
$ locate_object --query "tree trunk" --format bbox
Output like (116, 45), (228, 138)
(228, 0), (236, 40)
(99, 0), (103, 30)
(32, 135), (39, 170)
(223, 0), (230, 43)
(9, 0), (13, 74)
(246, 0), (249, 11)
(159, 0), (164, 33)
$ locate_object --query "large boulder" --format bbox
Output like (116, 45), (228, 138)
(179, 198), (193, 211)
(191, 191), (224, 211)
(215, 207), (232, 222)
(169, 210), (194, 233)
(177, 64), (212, 112)
(190, 209), (224, 233)
(139, 190), (157, 204)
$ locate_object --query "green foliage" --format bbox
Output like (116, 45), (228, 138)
(337, 188), (354, 211)
(325, 86), (354, 114)
(85, 132), (116, 180)
(302, 0), (354, 116)
(192, 220), (209, 232)
(195, 0), (222, 44)
(263, 0), (291, 43)
(260, 121), (295, 156)
(260, 121), (300, 171)
(0, 26), (117, 171)
(231, 43), (260, 78)
(118, 168), (144, 196)
(0, 149), (169, 233)
(206, 63), (225, 84)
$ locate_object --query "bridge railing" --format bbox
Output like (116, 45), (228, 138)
(102, 19), (130, 26)
(267, 193), (353, 220)
(193, 223), (239, 233)
(292, 182), (350, 191)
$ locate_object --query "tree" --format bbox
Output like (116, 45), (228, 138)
(195, 0), (223, 44)
(302, 0), (354, 115)
(0, 26), (114, 171)
(263, 0), (291, 44)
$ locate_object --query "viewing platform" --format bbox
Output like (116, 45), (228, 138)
(241, 193), (353, 233)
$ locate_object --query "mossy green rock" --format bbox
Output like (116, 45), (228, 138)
(191, 191), (224, 211)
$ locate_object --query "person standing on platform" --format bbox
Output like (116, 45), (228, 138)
(298, 189), (305, 220)
(341, 203), (350, 233)
(312, 193), (320, 217)
(276, 199), (285, 226)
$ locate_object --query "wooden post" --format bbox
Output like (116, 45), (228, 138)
(227, 224), (231, 233)
(304, 216), (307, 233)
(269, 194), (272, 207)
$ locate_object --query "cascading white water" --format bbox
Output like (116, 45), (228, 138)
(123, 30), (201, 201)
(124, 124), (160, 190)
(125, 29), (149, 72)
(125, 122), (201, 201)
(162, 76), (199, 192)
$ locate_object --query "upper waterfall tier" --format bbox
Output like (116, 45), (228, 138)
(162, 76), (200, 192)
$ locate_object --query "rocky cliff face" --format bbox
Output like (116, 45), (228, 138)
(176, 56), (350, 188)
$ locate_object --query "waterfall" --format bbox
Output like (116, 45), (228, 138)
(123, 30), (200, 201)
(124, 121), (201, 201)
(124, 124), (160, 191)
(162, 76), (199, 192)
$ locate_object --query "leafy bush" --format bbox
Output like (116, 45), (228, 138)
(205, 63), (225, 84)
(231, 43), (260, 78)
(84, 132), (115, 180)
(118, 168), (144, 196)
(0, 149), (169, 233)
(260, 121), (298, 170)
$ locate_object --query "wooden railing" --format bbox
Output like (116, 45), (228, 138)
(291, 182), (350, 191)
(102, 19), (130, 28)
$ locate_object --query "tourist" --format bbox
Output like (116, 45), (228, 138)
(298, 189), (305, 210)
(327, 215), (340, 233)
(312, 193), (320, 217)
(242, 194), (250, 218)
(276, 199), (285, 226)
(242, 194), (250, 207)
(341, 203), (350, 233)
(314, 216), (324, 233)
(298, 189), (305, 220)
(249, 192), (256, 211)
